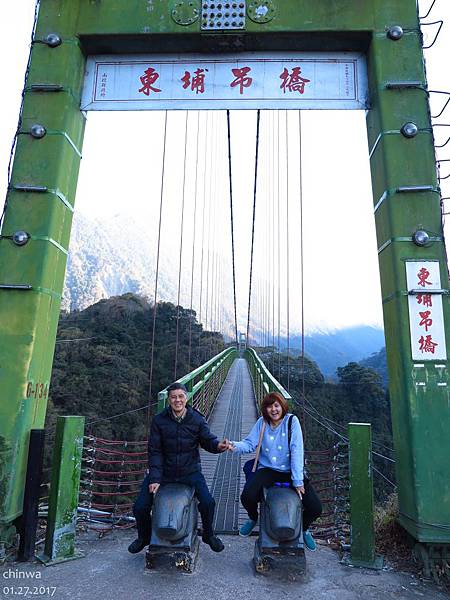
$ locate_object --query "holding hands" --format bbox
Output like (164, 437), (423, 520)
(217, 439), (235, 452)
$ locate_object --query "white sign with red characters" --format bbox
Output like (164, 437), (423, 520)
(81, 52), (368, 111)
(406, 261), (447, 361)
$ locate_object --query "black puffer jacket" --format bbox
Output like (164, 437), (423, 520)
(148, 406), (221, 482)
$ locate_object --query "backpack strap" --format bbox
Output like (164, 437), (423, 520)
(288, 414), (293, 446)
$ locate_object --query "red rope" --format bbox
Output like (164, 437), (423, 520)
(85, 447), (147, 457)
(84, 437), (147, 446)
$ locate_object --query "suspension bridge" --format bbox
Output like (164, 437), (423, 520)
(0, 0), (449, 593)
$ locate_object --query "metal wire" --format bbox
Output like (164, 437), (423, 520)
(174, 111), (189, 380)
(419, 0), (437, 20)
(197, 113), (209, 361)
(429, 90), (450, 119)
(188, 112), (201, 372)
(421, 20), (444, 49)
(147, 111), (168, 420)
(285, 111), (291, 392)
(298, 111), (306, 428)
(277, 111), (282, 378)
(246, 110), (261, 345)
(372, 465), (397, 488)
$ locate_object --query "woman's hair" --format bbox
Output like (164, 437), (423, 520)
(261, 392), (289, 422)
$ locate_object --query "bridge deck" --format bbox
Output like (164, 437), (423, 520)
(200, 358), (258, 534)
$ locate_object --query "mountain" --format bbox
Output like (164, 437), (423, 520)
(61, 212), (237, 338)
(360, 347), (388, 387)
(286, 325), (386, 379)
(62, 212), (178, 312)
(62, 213), (385, 376)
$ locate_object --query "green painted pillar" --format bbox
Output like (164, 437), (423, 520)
(348, 423), (383, 569)
(366, 11), (450, 543)
(41, 416), (84, 564)
(0, 0), (85, 540)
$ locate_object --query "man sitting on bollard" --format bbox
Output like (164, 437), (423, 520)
(128, 382), (230, 554)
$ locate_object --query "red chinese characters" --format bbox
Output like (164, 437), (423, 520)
(415, 267), (438, 354)
(418, 310), (433, 332)
(280, 67), (310, 94)
(408, 262), (445, 360)
(418, 334), (438, 354)
(181, 68), (208, 94)
(417, 267), (432, 288)
(138, 67), (161, 96)
(230, 67), (253, 95)
(417, 293), (432, 307)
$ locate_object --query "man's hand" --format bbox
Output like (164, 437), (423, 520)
(295, 485), (305, 498)
(217, 438), (231, 452)
(148, 483), (160, 494)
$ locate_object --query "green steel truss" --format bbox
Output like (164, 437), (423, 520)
(0, 0), (449, 549)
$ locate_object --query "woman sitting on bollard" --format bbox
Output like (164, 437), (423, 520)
(230, 391), (322, 550)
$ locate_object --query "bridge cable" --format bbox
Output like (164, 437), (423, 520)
(277, 111), (282, 378)
(298, 110), (306, 427)
(204, 115), (217, 360)
(174, 111), (189, 380)
(210, 116), (220, 357)
(271, 112), (276, 373)
(298, 391), (395, 459)
(285, 111), (291, 392)
(188, 112), (201, 372)
(197, 113), (210, 362)
(147, 110), (168, 423)
(246, 110), (262, 345)
(205, 115), (216, 359)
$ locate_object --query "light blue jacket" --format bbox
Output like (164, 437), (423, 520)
(232, 413), (304, 487)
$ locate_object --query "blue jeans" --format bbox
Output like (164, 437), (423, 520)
(133, 471), (216, 543)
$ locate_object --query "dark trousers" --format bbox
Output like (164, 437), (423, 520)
(241, 468), (322, 531)
(133, 471), (216, 543)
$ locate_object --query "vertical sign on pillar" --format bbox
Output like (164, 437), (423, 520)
(406, 261), (447, 361)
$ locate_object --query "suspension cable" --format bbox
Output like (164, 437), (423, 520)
(204, 115), (216, 358)
(246, 110), (261, 345)
(226, 110), (239, 348)
(188, 112), (201, 372)
(285, 110), (291, 392)
(147, 111), (168, 423)
(174, 111), (189, 380)
(298, 110), (306, 427)
(277, 111), (282, 378)
(197, 112), (209, 362)
(271, 112), (276, 372)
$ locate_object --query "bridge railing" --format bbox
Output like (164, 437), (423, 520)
(157, 347), (237, 416)
(244, 347), (292, 411)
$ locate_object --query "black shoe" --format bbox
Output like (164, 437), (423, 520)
(128, 538), (147, 554)
(202, 534), (224, 553)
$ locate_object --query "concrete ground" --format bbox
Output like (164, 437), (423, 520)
(1, 530), (448, 600)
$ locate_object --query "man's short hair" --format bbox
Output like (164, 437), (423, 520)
(167, 382), (188, 397)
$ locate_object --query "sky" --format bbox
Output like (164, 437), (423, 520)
(0, 1), (449, 338)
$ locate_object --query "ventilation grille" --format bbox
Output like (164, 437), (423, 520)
(201, 1), (246, 30)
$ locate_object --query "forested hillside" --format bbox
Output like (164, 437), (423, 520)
(257, 349), (394, 498)
(46, 294), (225, 443)
(46, 294), (394, 497)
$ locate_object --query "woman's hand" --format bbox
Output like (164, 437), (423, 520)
(148, 483), (160, 494)
(295, 485), (305, 498)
